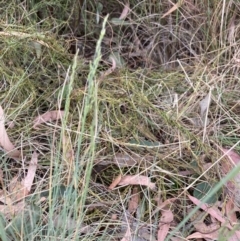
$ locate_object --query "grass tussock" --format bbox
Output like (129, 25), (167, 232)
(0, 0), (240, 240)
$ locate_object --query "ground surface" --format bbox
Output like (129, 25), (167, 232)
(0, 1), (240, 240)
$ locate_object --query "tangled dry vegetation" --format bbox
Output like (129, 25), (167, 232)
(0, 0), (240, 240)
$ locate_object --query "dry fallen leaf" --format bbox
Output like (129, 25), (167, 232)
(224, 199), (240, 240)
(8, 151), (38, 201)
(120, 210), (150, 241)
(188, 208), (221, 238)
(0, 105), (21, 159)
(221, 148), (240, 166)
(158, 208), (174, 241)
(199, 92), (211, 118)
(225, 198), (237, 224)
(9, 176), (27, 201)
(128, 187), (139, 214)
(62, 133), (74, 162)
(21, 151), (38, 193)
(0, 200), (25, 219)
(195, 218), (220, 233)
(220, 148), (240, 205)
(119, 3), (130, 20)
(155, 198), (175, 241)
(62, 133), (75, 185)
(228, 233), (240, 241)
(187, 196), (240, 241)
(7, 121), (15, 129)
(118, 175), (156, 190)
(0, 191), (13, 206)
(186, 231), (218, 240)
(33, 110), (64, 128)
(109, 174), (122, 190)
(228, 13), (236, 44)
(113, 153), (138, 167)
(188, 230), (240, 241)
(188, 195), (240, 240)
(161, 0), (184, 19)
(188, 195), (228, 226)
(0, 152), (38, 220)
(109, 56), (117, 71)
(111, 214), (118, 220)
(199, 91), (211, 126)
(120, 225), (132, 241)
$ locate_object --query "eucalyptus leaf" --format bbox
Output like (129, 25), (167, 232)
(96, 2), (103, 24)
(193, 182), (220, 204)
(40, 185), (74, 199)
(5, 204), (41, 240)
(109, 52), (126, 68)
(31, 41), (42, 59)
(129, 139), (161, 147)
(110, 18), (131, 26)
(0, 214), (8, 241)
(199, 91), (211, 127)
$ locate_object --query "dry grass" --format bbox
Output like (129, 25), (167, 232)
(0, 0), (240, 240)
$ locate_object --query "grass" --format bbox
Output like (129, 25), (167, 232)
(0, 0), (240, 240)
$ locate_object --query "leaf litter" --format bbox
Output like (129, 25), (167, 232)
(0, 105), (21, 160)
(2, 70), (240, 241)
(109, 174), (156, 190)
(120, 187), (154, 241)
(0, 151), (38, 219)
(220, 147), (240, 206)
(119, 3), (130, 20)
(199, 90), (212, 127)
(186, 194), (240, 240)
(33, 110), (64, 129)
(62, 132), (75, 185)
(157, 198), (174, 241)
(1, 1), (240, 240)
